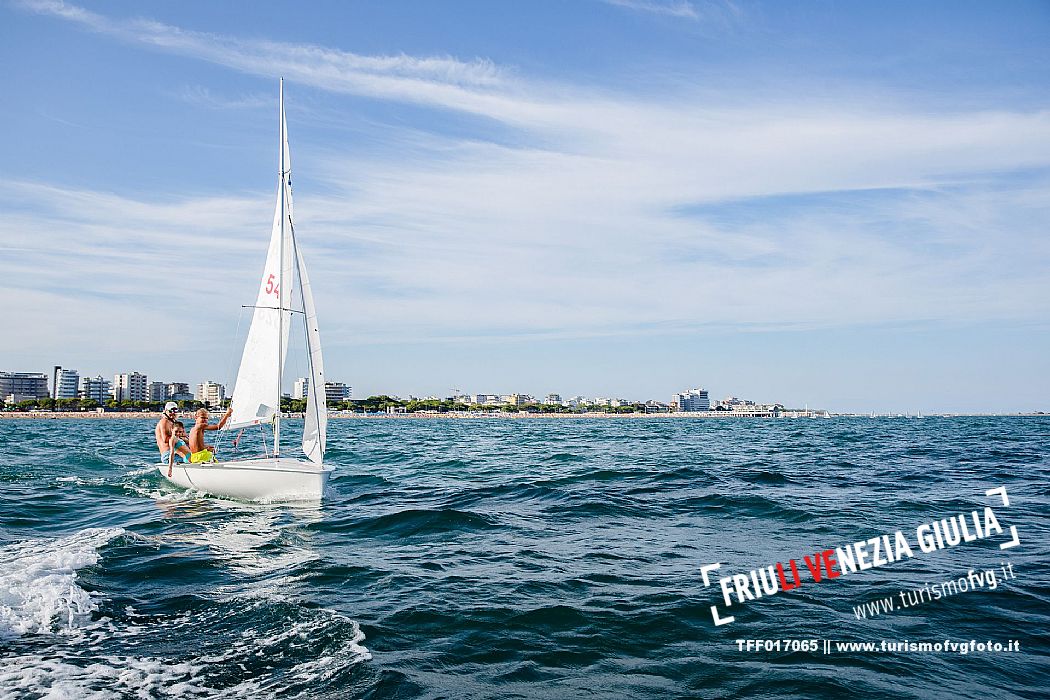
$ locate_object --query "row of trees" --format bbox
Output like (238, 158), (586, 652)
(4, 397), (229, 412)
(281, 395), (658, 414)
(8, 395), (661, 415)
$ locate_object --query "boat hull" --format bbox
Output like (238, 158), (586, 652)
(157, 457), (332, 502)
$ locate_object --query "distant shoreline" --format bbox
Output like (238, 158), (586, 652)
(0, 411), (1045, 420)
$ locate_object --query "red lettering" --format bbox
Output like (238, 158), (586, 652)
(803, 553), (824, 583)
(776, 560), (802, 592)
(823, 549), (841, 579)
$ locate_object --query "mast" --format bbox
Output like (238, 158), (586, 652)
(275, 77), (285, 458)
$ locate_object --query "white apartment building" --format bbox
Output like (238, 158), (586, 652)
(79, 375), (111, 403)
(472, 394), (503, 406)
(113, 372), (148, 402)
(196, 381), (226, 406)
(293, 377), (309, 400)
(166, 382), (193, 401)
(672, 388), (710, 412)
(544, 394), (562, 405)
(53, 367), (80, 399)
(714, 396), (756, 409)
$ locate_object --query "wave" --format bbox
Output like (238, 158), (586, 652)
(0, 602), (371, 700)
(0, 527), (124, 640)
(350, 508), (499, 537)
(542, 452), (587, 463)
(737, 470), (793, 486)
(673, 492), (816, 522)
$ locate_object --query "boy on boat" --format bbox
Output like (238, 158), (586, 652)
(165, 421), (192, 477)
(155, 401), (179, 462)
(189, 405), (233, 463)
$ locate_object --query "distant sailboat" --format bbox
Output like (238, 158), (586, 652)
(158, 80), (332, 501)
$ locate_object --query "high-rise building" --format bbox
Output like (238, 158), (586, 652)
(545, 394), (562, 405)
(293, 377), (309, 400)
(79, 375), (112, 404)
(112, 372), (147, 402)
(0, 371), (50, 399)
(323, 382), (351, 403)
(196, 381), (226, 406)
(53, 367), (80, 399)
(165, 383), (193, 401)
(146, 381), (168, 402)
(672, 388), (710, 412)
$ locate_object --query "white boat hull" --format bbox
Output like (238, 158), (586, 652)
(157, 457), (333, 502)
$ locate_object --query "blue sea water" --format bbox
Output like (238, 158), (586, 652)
(0, 416), (1047, 699)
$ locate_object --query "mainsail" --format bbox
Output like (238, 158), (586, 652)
(229, 79), (324, 464)
(228, 179), (294, 429)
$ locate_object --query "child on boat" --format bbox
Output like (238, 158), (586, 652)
(189, 405), (233, 465)
(166, 420), (192, 477)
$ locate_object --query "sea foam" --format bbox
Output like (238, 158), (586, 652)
(0, 527), (124, 639)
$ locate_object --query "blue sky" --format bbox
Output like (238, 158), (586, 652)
(2, 0), (1048, 412)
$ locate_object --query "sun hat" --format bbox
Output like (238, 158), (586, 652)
(164, 401), (178, 413)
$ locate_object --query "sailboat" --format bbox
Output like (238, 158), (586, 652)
(158, 80), (332, 501)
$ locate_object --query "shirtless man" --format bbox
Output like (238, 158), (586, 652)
(155, 402), (179, 462)
(188, 405), (233, 463)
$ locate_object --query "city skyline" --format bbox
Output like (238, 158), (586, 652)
(3, 1), (1048, 414)
(4, 365), (784, 410)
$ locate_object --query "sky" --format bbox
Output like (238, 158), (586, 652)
(1, 0), (1048, 413)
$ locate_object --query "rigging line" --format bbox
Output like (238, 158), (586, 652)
(261, 421), (271, 458)
(214, 306), (247, 455)
(289, 217), (325, 459)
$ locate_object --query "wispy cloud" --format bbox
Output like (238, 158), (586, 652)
(601, 0), (744, 26)
(172, 85), (272, 110)
(19, 0), (506, 115)
(603, 0), (702, 20)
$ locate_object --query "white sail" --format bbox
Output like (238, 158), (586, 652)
(229, 90), (294, 430)
(296, 244), (327, 464)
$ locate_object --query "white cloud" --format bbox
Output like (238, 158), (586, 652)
(602, 0), (748, 26)
(603, 0), (702, 20)
(173, 85), (272, 110)
(19, 0), (508, 116)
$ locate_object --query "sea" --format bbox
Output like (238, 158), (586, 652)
(0, 416), (1046, 699)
